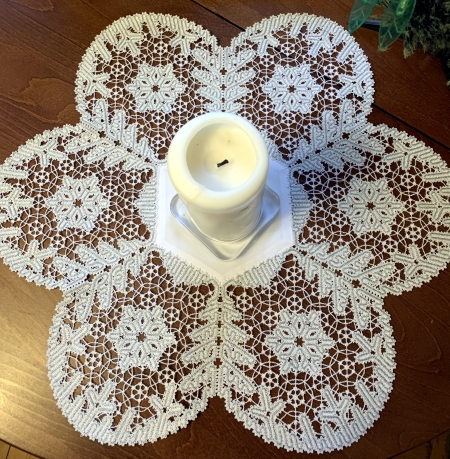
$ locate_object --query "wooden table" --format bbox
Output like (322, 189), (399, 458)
(0, 1), (449, 458)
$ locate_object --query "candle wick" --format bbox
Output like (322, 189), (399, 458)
(217, 159), (229, 168)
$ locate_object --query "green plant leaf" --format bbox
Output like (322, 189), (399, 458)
(378, 0), (416, 51)
(348, 0), (379, 34)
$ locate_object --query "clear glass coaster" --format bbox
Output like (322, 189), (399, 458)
(170, 186), (280, 261)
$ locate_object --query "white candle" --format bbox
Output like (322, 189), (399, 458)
(167, 113), (269, 241)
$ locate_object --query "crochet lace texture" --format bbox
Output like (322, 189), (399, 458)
(0, 12), (449, 452)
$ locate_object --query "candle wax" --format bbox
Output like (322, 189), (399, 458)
(186, 124), (256, 192)
(168, 112), (269, 242)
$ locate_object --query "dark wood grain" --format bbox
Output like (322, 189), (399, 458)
(2, 427), (450, 459)
(7, 445), (38, 459)
(0, 1), (450, 458)
(0, 441), (10, 459)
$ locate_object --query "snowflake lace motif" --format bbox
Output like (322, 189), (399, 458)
(108, 305), (176, 371)
(338, 178), (405, 235)
(126, 63), (185, 113)
(266, 310), (334, 376)
(263, 64), (323, 114)
(45, 175), (108, 233)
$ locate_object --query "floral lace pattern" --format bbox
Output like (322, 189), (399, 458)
(127, 63), (186, 113)
(265, 309), (335, 376)
(48, 248), (217, 445)
(0, 11), (448, 453)
(46, 176), (109, 233)
(263, 64), (323, 114)
(75, 12), (374, 163)
(0, 124), (155, 289)
(338, 178), (405, 235)
(108, 305), (176, 371)
(223, 251), (395, 452)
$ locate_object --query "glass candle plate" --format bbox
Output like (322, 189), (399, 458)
(170, 186), (280, 261)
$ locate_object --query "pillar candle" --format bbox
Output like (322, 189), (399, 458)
(167, 113), (269, 241)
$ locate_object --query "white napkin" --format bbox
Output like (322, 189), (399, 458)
(155, 159), (294, 282)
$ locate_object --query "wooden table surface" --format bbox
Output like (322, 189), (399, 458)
(0, 1), (449, 458)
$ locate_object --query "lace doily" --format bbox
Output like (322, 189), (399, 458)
(0, 11), (449, 453)
(76, 13), (374, 163)
(0, 124), (155, 290)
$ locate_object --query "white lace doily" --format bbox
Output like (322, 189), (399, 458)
(75, 13), (374, 163)
(0, 11), (449, 453)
